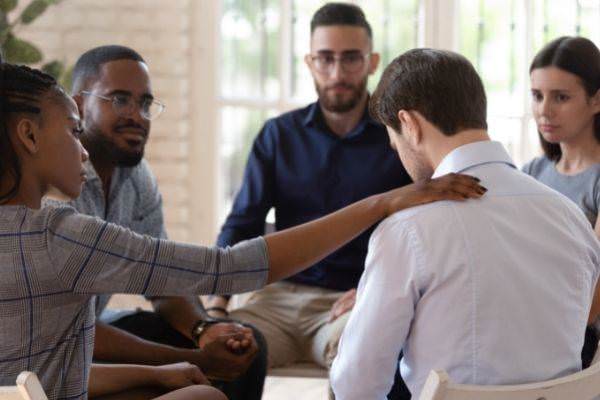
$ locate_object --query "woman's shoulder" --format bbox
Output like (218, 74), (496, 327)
(521, 155), (553, 177)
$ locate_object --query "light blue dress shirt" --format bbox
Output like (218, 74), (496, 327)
(330, 141), (600, 399)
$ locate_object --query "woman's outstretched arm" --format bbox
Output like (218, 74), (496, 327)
(265, 173), (485, 283)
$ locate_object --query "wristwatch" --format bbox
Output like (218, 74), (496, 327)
(191, 318), (220, 343)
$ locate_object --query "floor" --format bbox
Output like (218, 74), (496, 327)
(106, 295), (329, 399)
(263, 377), (328, 400)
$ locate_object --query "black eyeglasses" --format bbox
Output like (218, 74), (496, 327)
(309, 51), (370, 74)
(81, 91), (165, 121)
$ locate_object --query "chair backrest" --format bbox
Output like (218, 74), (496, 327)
(419, 361), (600, 400)
(0, 372), (48, 400)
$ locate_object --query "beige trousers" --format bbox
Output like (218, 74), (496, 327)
(229, 281), (350, 369)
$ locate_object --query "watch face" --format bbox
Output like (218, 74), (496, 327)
(192, 319), (218, 342)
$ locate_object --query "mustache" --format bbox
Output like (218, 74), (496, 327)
(326, 82), (355, 90)
(114, 122), (148, 136)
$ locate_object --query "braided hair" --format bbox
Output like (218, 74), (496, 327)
(0, 63), (58, 203)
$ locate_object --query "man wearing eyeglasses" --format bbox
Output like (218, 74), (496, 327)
(208, 3), (412, 398)
(63, 45), (268, 400)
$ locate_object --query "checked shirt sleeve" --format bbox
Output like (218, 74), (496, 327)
(44, 206), (269, 297)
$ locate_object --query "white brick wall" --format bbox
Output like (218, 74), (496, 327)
(17, 0), (205, 243)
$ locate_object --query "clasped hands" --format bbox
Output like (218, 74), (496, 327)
(195, 321), (259, 381)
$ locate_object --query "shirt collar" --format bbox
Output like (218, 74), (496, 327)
(302, 102), (320, 126)
(432, 141), (516, 178)
(83, 160), (101, 182)
(302, 99), (380, 136)
(82, 159), (134, 191)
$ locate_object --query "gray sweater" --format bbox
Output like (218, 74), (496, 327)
(522, 156), (600, 226)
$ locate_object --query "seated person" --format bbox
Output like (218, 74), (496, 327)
(0, 63), (484, 399)
(522, 36), (600, 367)
(207, 5), (412, 397)
(64, 45), (267, 400)
(330, 48), (600, 399)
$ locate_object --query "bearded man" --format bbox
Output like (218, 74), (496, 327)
(66, 45), (268, 400)
(207, 3), (412, 398)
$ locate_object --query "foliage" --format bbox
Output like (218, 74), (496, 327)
(0, 0), (70, 86)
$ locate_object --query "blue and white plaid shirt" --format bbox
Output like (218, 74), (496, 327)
(0, 204), (268, 400)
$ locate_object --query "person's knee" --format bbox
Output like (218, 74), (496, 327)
(192, 385), (228, 400)
(167, 385), (227, 400)
(324, 337), (340, 368)
(323, 315), (350, 368)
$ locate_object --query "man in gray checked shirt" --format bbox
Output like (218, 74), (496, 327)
(67, 45), (268, 400)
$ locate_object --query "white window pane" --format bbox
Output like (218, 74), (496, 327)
(488, 116), (526, 165)
(219, 106), (278, 223)
(221, 0), (280, 100)
(291, 0), (329, 101)
(358, 0), (420, 90)
(459, 0), (527, 118)
(579, 0), (600, 42)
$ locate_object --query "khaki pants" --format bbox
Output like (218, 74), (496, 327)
(229, 281), (350, 369)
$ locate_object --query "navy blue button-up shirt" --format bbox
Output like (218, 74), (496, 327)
(217, 101), (412, 291)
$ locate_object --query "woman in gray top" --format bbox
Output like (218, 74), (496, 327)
(0, 64), (484, 400)
(523, 35), (600, 367)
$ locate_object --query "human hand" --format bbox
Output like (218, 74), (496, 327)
(154, 362), (209, 389)
(381, 173), (486, 217)
(329, 289), (356, 322)
(197, 322), (259, 381)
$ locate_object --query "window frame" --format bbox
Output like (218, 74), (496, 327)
(192, 0), (599, 240)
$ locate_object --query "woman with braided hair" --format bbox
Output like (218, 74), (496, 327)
(0, 63), (485, 399)
(0, 64), (228, 400)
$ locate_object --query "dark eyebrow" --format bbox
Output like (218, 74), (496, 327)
(106, 90), (154, 101)
(106, 89), (132, 97)
(341, 50), (363, 55)
(549, 89), (572, 94)
(315, 49), (363, 56)
(530, 89), (572, 95)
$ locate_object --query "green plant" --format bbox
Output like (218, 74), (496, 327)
(0, 0), (71, 85)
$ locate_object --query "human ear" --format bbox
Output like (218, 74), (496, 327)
(73, 94), (85, 119)
(368, 52), (380, 75)
(305, 53), (316, 70)
(397, 110), (422, 147)
(14, 118), (40, 155)
(591, 89), (600, 114)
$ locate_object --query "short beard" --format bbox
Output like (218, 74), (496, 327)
(81, 125), (144, 168)
(316, 76), (368, 113)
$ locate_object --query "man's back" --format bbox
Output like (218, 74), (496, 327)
(399, 163), (597, 390)
(331, 142), (600, 399)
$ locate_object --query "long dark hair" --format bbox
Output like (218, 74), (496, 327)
(530, 36), (600, 161)
(0, 63), (58, 203)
